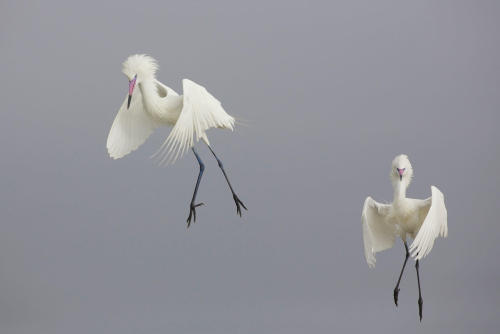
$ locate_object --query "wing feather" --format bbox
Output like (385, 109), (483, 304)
(362, 197), (397, 268)
(107, 88), (159, 159)
(409, 186), (448, 260)
(157, 79), (235, 164)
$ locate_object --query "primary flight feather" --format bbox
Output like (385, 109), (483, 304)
(107, 54), (246, 227)
(107, 55), (235, 163)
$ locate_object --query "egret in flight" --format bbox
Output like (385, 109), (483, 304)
(107, 54), (247, 227)
(361, 154), (448, 321)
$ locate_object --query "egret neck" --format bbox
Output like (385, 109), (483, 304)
(138, 78), (161, 114)
(393, 179), (407, 203)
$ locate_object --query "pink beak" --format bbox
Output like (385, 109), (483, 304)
(397, 168), (405, 180)
(127, 75), (137, 109)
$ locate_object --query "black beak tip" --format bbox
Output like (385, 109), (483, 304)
(127, 95), (132, 109)
(399, 175), (402, 181)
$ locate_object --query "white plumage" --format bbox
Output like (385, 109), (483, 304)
(362, 154), (448, 267)
(361, 154), (448, 321)
(106, 54), (246, 227)
(106, 54), (235, 164)
(106, 82), (159, 159)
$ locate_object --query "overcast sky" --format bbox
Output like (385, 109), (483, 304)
(1, 0), (499, 333)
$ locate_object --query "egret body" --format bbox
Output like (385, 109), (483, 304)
(361, 154), (448, 321)
(107, 54), (247, 227)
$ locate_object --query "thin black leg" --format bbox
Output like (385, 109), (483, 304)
(416, 259), (423, 321)
(206, 145), (247, 216)
(187, 148), (205, 228)
(394, 241), (410, 306)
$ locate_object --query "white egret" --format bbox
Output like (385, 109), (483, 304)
(106, 54), (247, 227)
(361, 154), (448, 321)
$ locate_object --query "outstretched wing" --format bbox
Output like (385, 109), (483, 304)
(409, 186), (448, 260)
(362, 197), (397, 268)
(156, 79), (235, 164)
(107, 88), (159, 159)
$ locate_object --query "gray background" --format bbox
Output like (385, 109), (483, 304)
(1, 0), (499, 333)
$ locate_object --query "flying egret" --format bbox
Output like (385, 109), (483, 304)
(361, 154), (448, 321)
(106, 54), (247, 227)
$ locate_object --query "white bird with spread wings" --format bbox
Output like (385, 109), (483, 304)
(107, 54), (247, 227)
(361, 154), (448, 321)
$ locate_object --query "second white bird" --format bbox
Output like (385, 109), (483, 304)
(361, 154), (448, 321)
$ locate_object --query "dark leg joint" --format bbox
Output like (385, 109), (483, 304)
(187, 148), (205, 228)
(206, 144), (247, 217)
(415, 259), (423, 321)
(394, 241), (410, 307)
(418, 296), (423, 322)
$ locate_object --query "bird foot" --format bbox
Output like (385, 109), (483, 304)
(393, 287), (400, 306)
(187, 202), (204, 228)
(418, 297), (423, 322)
(233, 193), (247, 217)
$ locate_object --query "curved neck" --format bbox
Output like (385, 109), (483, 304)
(138, 77), (160, 112)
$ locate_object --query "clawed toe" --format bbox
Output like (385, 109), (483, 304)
(233, 194), (247, 217)
(393, 287), (400, 306)
(418, 297), (423, 321)
(187, 202), (204, 228)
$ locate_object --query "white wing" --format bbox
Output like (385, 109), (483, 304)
(107, 88), (159, 159)
(409, 186), (448, 260)
(362, 197), (397, 268)
(155, 79), (235, 164)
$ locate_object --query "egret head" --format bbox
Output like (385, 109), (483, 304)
(122, 54), (159, 109)
(391, 154), (413, 185)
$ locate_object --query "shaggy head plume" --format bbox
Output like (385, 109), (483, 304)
(122, 54), (158, 81)
(391, 154), (414, 185)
